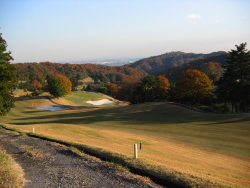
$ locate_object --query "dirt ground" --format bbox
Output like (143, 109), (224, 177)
(0, 128), (163, 188)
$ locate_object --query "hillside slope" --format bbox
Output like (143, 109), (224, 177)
(15, 62), (148, 84)
(158, 53), (228, 82)
(126, 51), (226, 75)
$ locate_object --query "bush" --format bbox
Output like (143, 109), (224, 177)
(197, 105), (215, 112)
(31, 90), (43, 96)
(213, 103), (232, 113)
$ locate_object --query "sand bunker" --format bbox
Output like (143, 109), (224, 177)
(37, 106), (69, 111)
(86, 99), (114, 105)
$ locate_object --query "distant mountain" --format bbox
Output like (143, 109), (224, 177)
(59, 58), (142, 66)
(126, 51), (226, 75)
(157, 53), (229, 82)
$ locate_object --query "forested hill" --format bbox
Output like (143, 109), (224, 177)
(126, 51), (226, 75)
(15, 62), (148, 84)
(157, 53), (229, 82)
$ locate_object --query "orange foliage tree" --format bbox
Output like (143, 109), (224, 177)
(175, 69), (213, 106)
(31, 80), (42, 90)
(50, 74), (72, 96)
(107, 84), (121, 98)
(52, 74), (72, 95)
(156, 75), (171, 100)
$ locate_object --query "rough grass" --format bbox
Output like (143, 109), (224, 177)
(1, 94), (250, 187)
(0, 148), (24, 187)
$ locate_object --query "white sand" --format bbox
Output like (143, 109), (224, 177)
(86, 99), (114, 105)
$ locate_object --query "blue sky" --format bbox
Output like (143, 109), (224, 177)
(1, 0), (249, 63)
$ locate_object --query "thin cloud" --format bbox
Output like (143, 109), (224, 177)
(242, 17), (246, 19)
(188, 13), (202, 19)
(216, 19), (220, 22)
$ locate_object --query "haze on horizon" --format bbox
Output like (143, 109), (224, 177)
(1, 0), (249, 63)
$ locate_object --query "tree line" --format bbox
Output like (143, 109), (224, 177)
(106, 43), (250, 113)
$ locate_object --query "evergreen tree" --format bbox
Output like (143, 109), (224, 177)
(0, 33), (17, 115)
(216, 43), (250, 112)
(47, 76), (65, 98)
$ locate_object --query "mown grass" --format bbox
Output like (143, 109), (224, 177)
(73, 92), (101, 98)
(63, 92), (117, 107)
(0, 148), (24, 188)
(1, 95), (250, 187)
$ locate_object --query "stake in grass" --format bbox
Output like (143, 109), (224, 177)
(134, 144), (138, 159)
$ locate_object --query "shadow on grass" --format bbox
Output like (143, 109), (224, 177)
(14, 96), (45, 101)
(12, 102), (250, 127)
(204, 116), (250, 125)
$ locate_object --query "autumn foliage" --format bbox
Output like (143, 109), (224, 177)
(47, 74), (72, 98)
(175, 69), (213, 106)
(128, 75), (171, 103)
(156, 75), (171, 99)
(31, 80), (42, 90)
(15, 62), (148, 84)
(107, 84), (121, 98)
(51, 74), (72, 95)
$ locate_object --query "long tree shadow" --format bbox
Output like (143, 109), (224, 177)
(12, 103), (250, 126)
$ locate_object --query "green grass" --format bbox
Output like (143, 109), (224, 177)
(63, 92), (117, 107)
(63, 92), (115, 107)
(73, 92), (101, 98)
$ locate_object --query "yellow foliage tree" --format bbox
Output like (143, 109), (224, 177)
(175, 69), (213, 106)
(52, 74), (72, 95)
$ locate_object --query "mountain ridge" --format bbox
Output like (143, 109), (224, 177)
(126, 51), (226, 75)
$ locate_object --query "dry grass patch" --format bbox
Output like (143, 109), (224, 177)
(4, 123), (250, 187)
(13, 89), (31, 97)
(0, 149), (25, 188)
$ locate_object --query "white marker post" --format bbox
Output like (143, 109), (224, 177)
(134, 144), (138, 159)
(33, 127), (35, 133)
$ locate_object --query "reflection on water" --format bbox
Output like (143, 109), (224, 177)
(37, 106), (69, 111)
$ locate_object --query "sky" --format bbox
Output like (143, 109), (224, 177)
(1, 0), (250, 63)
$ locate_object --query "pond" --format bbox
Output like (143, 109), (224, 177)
(36, 106), (69, 111)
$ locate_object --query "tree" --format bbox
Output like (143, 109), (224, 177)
(156, 75), (171, 100)
(47, 74), (72, 98)
(107, 84), (121, 98)
(52, 74), (72, 94)
(216, 43), (250, 112)
(70, 77), (79, 91)
(130, 75), (170, 104)
(199, 62), (224, 81)
(175, 69), (213, 106)
(47, 76), (65, 98)
(31, 80), (42, 90)
(0, 33), (17, 115)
